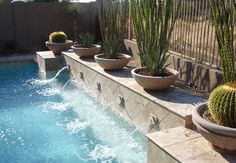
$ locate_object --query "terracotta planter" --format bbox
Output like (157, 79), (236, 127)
(192, 103), (236, 153)
(45, 40), (73, 55)
(94, 53), (131, 70)
(131, 67), (179, 90)
(72, 44), (101, 58)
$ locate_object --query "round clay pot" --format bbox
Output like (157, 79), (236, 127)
(192, 103), (236, 153)
(131, 67), (179, 90)
(94, 53), (131, 70)
(45, 40), (73, 55)
(72, 44), (101, 58)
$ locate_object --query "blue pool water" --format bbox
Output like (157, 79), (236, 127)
(0, 63), (147, 163)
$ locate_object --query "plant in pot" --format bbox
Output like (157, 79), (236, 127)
(192, 0), (236, 152)
(45, 31), (73, 55)
(72, 33), (101, 58)
(96, 0), (131, 70)
(130, 0), (180, 90)
(94, 34), (131, 70)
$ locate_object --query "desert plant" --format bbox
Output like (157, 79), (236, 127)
(103, 35), (121, 59)
(206, 0), (236, 128)
(96, 0), (129, 40)
(209, 0), (236, 83)
(131, 0), (181, 76)
(79, 33), (95, 48)
(66, 3), (80, 41)
(67, 3), (80, 16)
(208, 82), (236, 127)
(49, 31), (67, 43)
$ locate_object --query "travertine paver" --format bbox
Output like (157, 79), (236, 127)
(147, 126), (201, 148)
(37, 51), (58, 59)
(147, 126), (236, 163)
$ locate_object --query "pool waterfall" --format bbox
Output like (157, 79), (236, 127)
(0, 63), (147, 162)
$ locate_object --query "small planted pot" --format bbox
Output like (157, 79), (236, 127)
(131, 67), (179, 90)
(72, 44), (101, 58)
(45, 40), (73, 55)
(192, 103), (236, 153)
(94, 53), (131, 70)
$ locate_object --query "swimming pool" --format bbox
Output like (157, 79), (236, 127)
(0, 63), (147, 162)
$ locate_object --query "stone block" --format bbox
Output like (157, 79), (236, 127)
(36, 51), (65, 72)
(147, 126), (236, 163)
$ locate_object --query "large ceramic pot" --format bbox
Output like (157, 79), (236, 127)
(46, 40), (73, 55)
(192, 103), (236, 153)
(94, 53), (131, 70)
(72, 44), (101, 58)
(131, 67), (179, 90)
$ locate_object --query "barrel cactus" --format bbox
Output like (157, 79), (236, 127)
(208, 82), (236, 128)
(49, 31), (67, 43)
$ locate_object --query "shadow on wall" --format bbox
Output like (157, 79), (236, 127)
(124, 39), (141, 68)
(172, 56), (223, 92)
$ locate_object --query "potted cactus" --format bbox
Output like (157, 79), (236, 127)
(71, 33), (101, 58)
(45, 31), (73, 55)
(192, 0), (236, 152)
(94, 34), (131, 70)
(130, 0), (180, 90)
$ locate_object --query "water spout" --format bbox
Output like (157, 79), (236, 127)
(96, 82), (102, 93)
(31, 66), (68, 85)
(80, 72), (84, 80)
(62, 79), (72, 90)
(50, 66), (68, 82)
(67, 65), (71, 72)
(118, 96), (125, 108)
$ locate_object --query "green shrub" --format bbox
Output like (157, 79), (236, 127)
(103, 35), (121, 59)
(49, 31), (67, 43)
(208, 82), (236, 128)
(79, 33), (95, 48)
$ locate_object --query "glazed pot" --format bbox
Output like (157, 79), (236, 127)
(72, 44), (101, 57)
(131, 67), (179, 90)
(94, 53), (131, 70)
(45, 40), (73, 55)
(192, 103), (236, 153)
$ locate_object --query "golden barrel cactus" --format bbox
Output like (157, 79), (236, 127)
(208, 82), (236, 128)
(49, 31), (67, 43)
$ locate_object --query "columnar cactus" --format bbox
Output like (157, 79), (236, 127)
(131, 0), (181, 76)
(208, 82), (236, 128)
(208, 0), (236, 83)
(49, 31), (67, 43)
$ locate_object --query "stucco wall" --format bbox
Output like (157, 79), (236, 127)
(0, 2), (97, 50)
